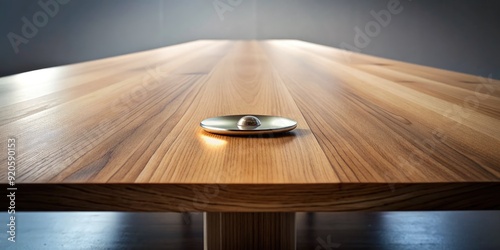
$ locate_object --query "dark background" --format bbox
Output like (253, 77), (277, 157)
(1, 0), (499, 78)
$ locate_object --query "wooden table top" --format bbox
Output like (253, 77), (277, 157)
(1, 40), (499, 211)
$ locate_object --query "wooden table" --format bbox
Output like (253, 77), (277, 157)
(1, 40), (499, 249)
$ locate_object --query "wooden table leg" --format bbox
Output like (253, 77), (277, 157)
(204, 212), (296, 250)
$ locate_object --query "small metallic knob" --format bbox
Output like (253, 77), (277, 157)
(237, 115), (261, 129)
(201, 115), (297, 135)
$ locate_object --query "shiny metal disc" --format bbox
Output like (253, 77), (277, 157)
(200, 115), (297, 135)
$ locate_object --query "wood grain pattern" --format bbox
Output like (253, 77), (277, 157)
(1, 40), (499, 211)
(5, 183), (499, 212)
(205, 212), (295, 250)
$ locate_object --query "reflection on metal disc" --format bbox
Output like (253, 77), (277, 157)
(200, 115), (297, 135)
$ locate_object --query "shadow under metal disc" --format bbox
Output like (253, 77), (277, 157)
(200, 115), (297, 135)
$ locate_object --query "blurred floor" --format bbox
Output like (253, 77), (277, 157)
(1, 211), (499, 249)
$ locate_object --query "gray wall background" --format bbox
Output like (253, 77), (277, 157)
(1, 0), (499, 78)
